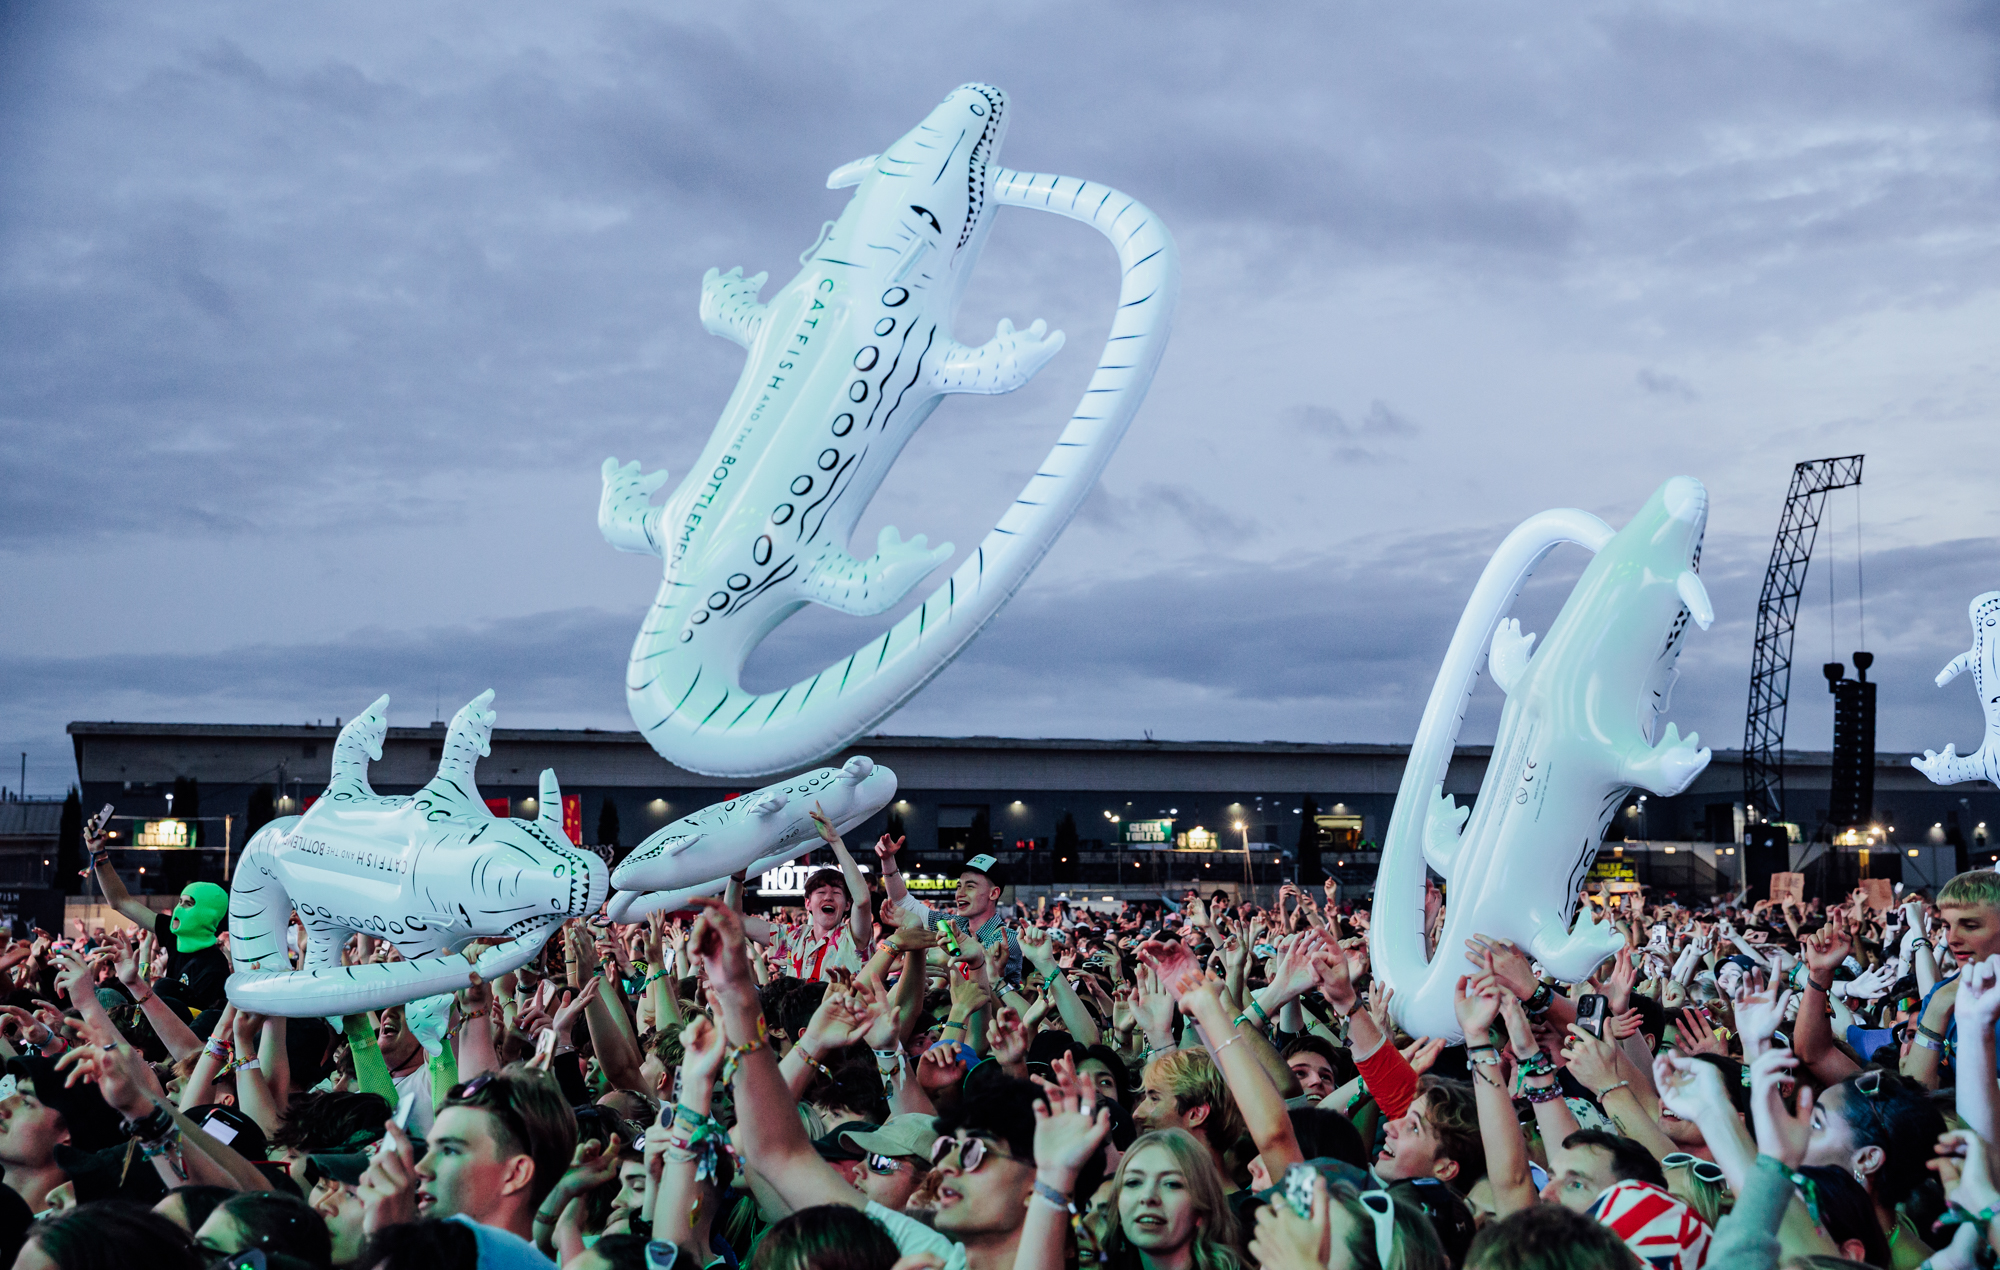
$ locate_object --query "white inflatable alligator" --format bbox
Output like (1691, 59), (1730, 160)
(600, 83), (1179, 778)
(1913, 591), (2000, 788)
(226, 692), (609, 1017)
(604, 756), (898, 922)
(1370, 476), (1716, 1042)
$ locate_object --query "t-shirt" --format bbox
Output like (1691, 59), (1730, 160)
(391, 1062), (437, 1138)
(903, 901), (1022, 982)
(773, 921), (864, 982)
(152, 912), (229, 1011)
(446, 1214), (555, 1268)
(865, 1201), (967, 1270)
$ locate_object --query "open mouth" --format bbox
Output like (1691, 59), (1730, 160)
(414, 1191), (435, 1213)
(937, 1185), (962, 1207)
(1132, 1215), (1166, 1230)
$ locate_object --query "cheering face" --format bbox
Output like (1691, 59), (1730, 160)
(931, 1133), (1035, 1239)
(1118, 1143), (1200, 1253)
(805, 882), (849, 931)
(1287, 1051), (1338, 1100)
(1373, 1095), (1450, 1184)
(376, 1008), (422, 1071)
(955, 873), (999, 917)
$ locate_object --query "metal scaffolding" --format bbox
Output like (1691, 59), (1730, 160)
(1743, 455), (1864, 832)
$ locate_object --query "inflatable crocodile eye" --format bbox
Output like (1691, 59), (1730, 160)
(910, 205), (942, 234)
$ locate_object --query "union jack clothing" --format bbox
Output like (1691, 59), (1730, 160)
(1588, 1179), (1712, 1270)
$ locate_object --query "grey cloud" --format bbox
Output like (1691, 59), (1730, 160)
(1637, 370), (1698, 401)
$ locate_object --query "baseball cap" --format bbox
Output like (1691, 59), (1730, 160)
(837, 1113), (938, 1162)
(962, 854), (1009, 889)
(305, 1152), (371, 1187)
(812, 1120), (875, 1163)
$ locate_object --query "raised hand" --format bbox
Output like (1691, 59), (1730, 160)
(1402, 1036), (1446, 1076)
(1653, 1051), (1732, 1124)
(1560, 1023), (1621, 1093)
(550, 976), (602, 1045)
(1137, 939), (1202, 999)
(1030, 1052), (1112, 1188)
(1844, 962), (1897, 1003)
(686, 897), (753, 990)
(357, 1119), (421, 1233)
(1674, 1008), (1727, 1057)
(1730, 983), (1793, 1060)
(1453, 974), (1503, 1040)
(1747, 1048), (1813, 1167)
(679, 1014), (726, 1085)
(915, 1042), (967, 1094)
(1017, 922), (1057, 973)
(1465, 935), (1537, 1001)
(1803, 913), (1852, 980)
(1129, 963), (1177, 1047)
(1606, 945), (1638, 1014)
(875, 834), (906, 867)
(1264, 932), (1326, 1005)
(801, 982), (881, 1057)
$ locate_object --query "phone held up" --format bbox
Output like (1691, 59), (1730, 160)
(1575, 993), (1609, 1040)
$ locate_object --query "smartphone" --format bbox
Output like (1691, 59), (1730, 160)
(1576, 993), (1608, 1039)
(1282, 1161), (1317, 1218)
(85, 804), (114, 841)
(935, 917), (961, 957)
(204, 1111), (241, 1146)
(534, 1026), (559, 1063)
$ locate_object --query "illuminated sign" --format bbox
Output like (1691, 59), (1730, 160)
(757, 862), (874, 898)
(1177, 828), (1219, 851)
(134, 819), (195, 849)
(1122, 819), (1173, 845)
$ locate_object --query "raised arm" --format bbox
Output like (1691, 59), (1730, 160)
(875, 833), (912, 907)
(1456, 974), (1537, 1218)
(1954, 955), (2000, 1145)
(1018, 925), (1101, 1045)
(690, 897), (867, 1214)
(809, 805), (873, 950)
(84, 815), (161, 931)
(1176, 973), (1302, 1177)
(650, 1014), (729, 1253)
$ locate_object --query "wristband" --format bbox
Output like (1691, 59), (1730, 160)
(235, 1058), (260, 1073)
(1914, 1031), (1944, 1051)
(1244, 997), (1271, 1026)
(1808, 976), (1834, 994)
(125, 1105), (174, 1143)
(1524, 982), (1555, 1015)
(1522, 1080), (1566, 1104)
(1033, 1180), (1074, 1211)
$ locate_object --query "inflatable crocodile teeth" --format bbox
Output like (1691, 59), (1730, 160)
(1913, 591), (2000, 788)
(225, 693), (609, 1017)
(599, 82), (1179, 778)
(1371, 476), (1715, 1043)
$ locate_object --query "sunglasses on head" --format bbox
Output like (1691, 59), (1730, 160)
(929, 1133), (1024, 1172)
(1329, 1185), (1395, 1267)
(1663, 1152), (1727, 1186)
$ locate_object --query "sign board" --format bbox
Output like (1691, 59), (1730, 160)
(1122, 819), (1174, 846)
(1588, 860), (1638, 883)
(1769, 872), (1805, 905)
(134, 819), (196, 849)
(563, 794), (582, 846)
(757, 862), (874, 897)
(0, 888), (64, 939)
(1177, 828), (1219, 851)
(1862, 878), (1896, 912)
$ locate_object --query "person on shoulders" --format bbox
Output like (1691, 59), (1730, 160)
(876, 841), (1021, 983)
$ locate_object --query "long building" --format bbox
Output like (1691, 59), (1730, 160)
(58, 721), (2000, 906)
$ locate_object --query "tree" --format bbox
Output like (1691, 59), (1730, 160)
(246, 784), (277, 840)
(885, 808), (905, 841)
(969, 808), (992, 855)
(597, 797), (622, 849)
(1053, 811), (1079, 884)
(57, 788), (83, 896)
(1296, 796), (1323, 887)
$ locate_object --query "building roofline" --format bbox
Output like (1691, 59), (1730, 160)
(64, 719), (1916, 766)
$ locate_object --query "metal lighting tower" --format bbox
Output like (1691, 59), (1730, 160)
(1743, 455), (1863, 891)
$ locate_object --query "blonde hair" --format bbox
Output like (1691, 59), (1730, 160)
(1145, 1049), (1246, 1151)
(1939, 871), (2000, 912)
(1105, 1130), (1240, 1270)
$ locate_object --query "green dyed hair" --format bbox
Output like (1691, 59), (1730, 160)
(1939, 871), (2000, 912)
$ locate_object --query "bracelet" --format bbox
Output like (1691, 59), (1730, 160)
(1522, 1080), (1566, 1104)
(1245, 997), (1271, 1026)
(1524, 982), (1555, 1015)
(1032, 1180), (1075, 1212)
(1213, 1033), (1244, 1056)
(1468, 1047), (1503, 1067)
(533, 1212), (559, 1226)
(1595, 1080), (1631, 1100)
(1517, 1050), (1556, 1078)
(204, 1039), (231, 1060)
(719, 1015), (770, 1083)
(1808, 976), (1834, 994)
(130, 989), (155, 1006)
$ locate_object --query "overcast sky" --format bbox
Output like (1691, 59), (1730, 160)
(3, 1), (1998, 798)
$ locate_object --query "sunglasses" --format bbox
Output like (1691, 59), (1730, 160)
(1663, 1153), (1727, 1186)
(446, 1074), (534, 1156)
(866, 1153), (902, 1176)
(929, 1134), (1025, 1172)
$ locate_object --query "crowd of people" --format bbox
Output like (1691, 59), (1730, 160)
(2, 814), (1999, 1270)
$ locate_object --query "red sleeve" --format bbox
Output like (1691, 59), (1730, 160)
(1356, 1039), (1420, 1122)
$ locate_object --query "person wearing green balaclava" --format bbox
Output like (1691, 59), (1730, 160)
(88, 826), (232, 1010)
